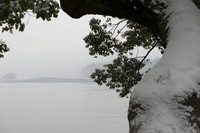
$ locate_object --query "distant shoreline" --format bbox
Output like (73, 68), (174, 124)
(0, 77), (91, 83)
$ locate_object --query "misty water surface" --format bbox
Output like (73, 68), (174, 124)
(0, 82), (129, 133)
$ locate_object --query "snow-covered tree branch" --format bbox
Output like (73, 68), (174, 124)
(61, 0), (200, 132)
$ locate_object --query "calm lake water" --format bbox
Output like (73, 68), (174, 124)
(0, 82), (129, 133)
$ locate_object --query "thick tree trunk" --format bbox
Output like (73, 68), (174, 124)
(128, 0), (200, 132)
(60, 0), (200, 132)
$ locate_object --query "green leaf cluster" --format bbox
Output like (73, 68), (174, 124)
(0, 0), (59, 58)
(0, 40), (9, 58)
(91, 55), (144, 97)
(0, 0), (59, 33)
(84, 18), (115, 56)
(84, 17), (162, 97)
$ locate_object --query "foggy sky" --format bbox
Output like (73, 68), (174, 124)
(0, 10), (161, 80)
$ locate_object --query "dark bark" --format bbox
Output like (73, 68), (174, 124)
(60, 0), (163, 42)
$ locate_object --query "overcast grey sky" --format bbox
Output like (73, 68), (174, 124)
(0, 9), (161, 80)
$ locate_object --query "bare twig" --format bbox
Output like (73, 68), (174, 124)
(134, 43), (157, 70)
(109, 19), (126, 36)
(114, 23), (128, 38)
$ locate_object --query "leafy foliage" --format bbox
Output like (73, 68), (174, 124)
(91, 55), (145, 97)
(0, 40), (9, 58)
(84, 17), (162, 97)
(0, 0), (59, 58)
(85, 0), (200, 97)
(84, 18), (163, 56)
(84, 18), (115, 56)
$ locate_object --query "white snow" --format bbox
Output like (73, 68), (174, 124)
(129, 0), (200, 132)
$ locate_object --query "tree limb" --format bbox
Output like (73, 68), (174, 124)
(60, 0), (160, 34)
(134, 43), (157, 70)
